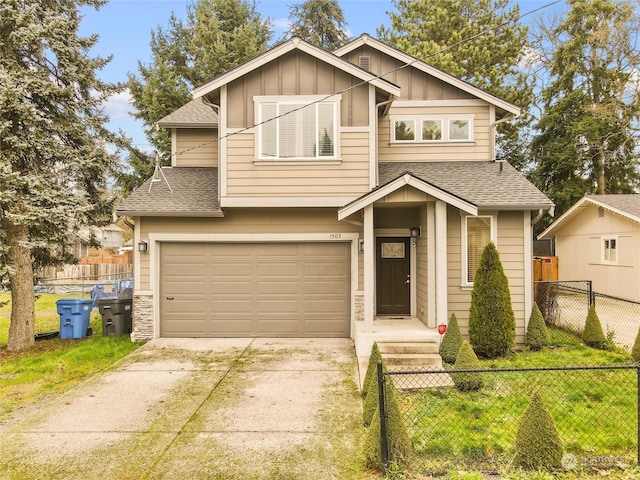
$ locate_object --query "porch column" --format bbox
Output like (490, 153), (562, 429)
(364, 204), (375, 333)
(435, 201), (447, 325)
(427, 202), (436, 327)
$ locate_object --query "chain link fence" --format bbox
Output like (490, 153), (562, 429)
(377, 365), (638, 476)
(0, 270), (132, 346)
(535, 281), (640, 351)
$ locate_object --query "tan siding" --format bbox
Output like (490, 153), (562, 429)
(378, 105), (492, 162)
(226, 50), (369, 128)
(555, 204), (640, 301)
(225, 131), (370, 197)
(174, 129), (218, 167)
(446, 208), (526, 343)
(138, 208), (361, 291)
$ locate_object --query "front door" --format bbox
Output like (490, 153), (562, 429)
(376, 237), (411, 315)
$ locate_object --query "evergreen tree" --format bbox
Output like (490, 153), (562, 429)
(530, 0), (640, 225)
(439, 313), (463, 364)
(631, 327), (640, 362)
(378, 0), (534, 170)
(451, 340), (484, 391)
(287, 0), (349, 50)
(583, 304), (607, 349)
(124, 0), (272, 192)
(469, 242), (515, 358)
(525, 303), (549, 351)
(0, 0), (127, 351)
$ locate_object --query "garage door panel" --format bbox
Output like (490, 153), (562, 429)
(160, 242), (350, 337)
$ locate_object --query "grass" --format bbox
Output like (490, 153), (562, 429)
(0, 312), (142, 419)
(395, 327), (638, 478)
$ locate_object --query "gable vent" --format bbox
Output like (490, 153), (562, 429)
(358, 56), (371, 71)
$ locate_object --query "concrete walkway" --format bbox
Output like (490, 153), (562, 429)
(0, 338), (366, 480)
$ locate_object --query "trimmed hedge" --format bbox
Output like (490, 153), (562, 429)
(451, 340), (483, 392)
(439, 313), (463, 364)
(632, 327), (640, 362)
(363, 360), (387, 427)
(362, 342), (382, 396)
(583, 304), (607, 349)
(525, 303), (549, 351)
(514, 392), (563, 470)
(468, 242), (515, 358)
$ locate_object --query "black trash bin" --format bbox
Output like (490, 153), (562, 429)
(98, 298), (132, 337)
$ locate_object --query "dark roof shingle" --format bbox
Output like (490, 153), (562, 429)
(156, 97), (218, 127)
(116, 167), (220, 216)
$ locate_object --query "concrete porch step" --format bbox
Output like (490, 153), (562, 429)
(377, 342), (439, 355)
(377, 341), (443, 368)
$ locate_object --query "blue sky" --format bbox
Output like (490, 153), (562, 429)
(80, 0), (396, 151)
(79, 0), (560, 153)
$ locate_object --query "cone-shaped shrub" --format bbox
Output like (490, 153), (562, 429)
(362, 342), (382, 397)
(363, 378), (411, 470)
(632, 327), (640, 362)
(439, 313), (463, 364)
(583, 305), (607, 349)
(469, 242), (515, 358)
(514, 392), (563, 470)
(452, 340), (483, 392)
(525, 303), (549, 351)
(363, 360), (388, 427)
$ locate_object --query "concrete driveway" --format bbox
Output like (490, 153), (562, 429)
(0, 338), (366, 480)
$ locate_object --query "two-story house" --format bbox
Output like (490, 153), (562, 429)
(117, 35), (553, 355)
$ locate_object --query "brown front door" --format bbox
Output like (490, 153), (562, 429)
(376, 237), (411, 315)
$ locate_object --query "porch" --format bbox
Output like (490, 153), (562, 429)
(353, 316), (441, 357)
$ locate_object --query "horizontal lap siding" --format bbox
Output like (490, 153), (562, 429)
(379, 105), (492, 162)
(174, 128), (218, 167)
(226, 131), (370, 197)
(446, 208), (526, 343)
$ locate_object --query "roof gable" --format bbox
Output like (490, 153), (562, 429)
(191, 37), (400, 99)
(334, 34), (520, 116)
(157, 97), (218, 128)
(539, 194), (640, 239)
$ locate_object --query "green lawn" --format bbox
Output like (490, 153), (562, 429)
(0, 308), (142, 419)
(396, 327), (638, 477)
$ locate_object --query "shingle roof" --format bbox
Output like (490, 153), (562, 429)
(587, 194), (640, 219)
(156, 97), (218, 128)
(378, 161), (553, 209)
(116, 167), (221, 216)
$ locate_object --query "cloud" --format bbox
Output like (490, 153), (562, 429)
(272, 18), (291, 32)
(102, 90), (135, 120)
(519, 46), (543, 70)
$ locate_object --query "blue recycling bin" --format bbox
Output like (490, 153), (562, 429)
(57, 298), (92, 339)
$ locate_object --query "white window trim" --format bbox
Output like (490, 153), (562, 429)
(460, 213), (497, 287)
(390, 114), (475, 143)
(254, 95), (341, 161)
(601, 236), (618, 264)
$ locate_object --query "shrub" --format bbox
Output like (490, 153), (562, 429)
(362, 342), (382, 397)
(583, 304), (607, 349)
(468, 242), (515, 358)
(363, 359), (388, 427)
(525, 303), (549, 351)
(451, 340), (483, 392)
(514, 392), (563, 470)
(439, 313), (463, 364)
(632, 327), (640, 362)
(363, 377), (411, 470)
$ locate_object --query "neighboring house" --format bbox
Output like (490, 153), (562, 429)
(538, 194), (640, 301)
(117, 35), (553, 355)
(74, 224), (125, 257)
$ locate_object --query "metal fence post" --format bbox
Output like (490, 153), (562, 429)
(377, 360), (389, 472)
(588, 280), (594, 307)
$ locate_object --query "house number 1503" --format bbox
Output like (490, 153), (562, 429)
(329, 233), (342, 239)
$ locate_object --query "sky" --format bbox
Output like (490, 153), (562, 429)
(78, 0), (563, 153)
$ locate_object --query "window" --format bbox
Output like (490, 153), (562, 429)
(464, 216), (494, 284)
(391, 115), (474, 143)
(257, 96), (338, 160)
(602, 237), (617, 263)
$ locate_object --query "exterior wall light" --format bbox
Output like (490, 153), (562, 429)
(410, 227), (421, 238)
(138, 241), (148, 253)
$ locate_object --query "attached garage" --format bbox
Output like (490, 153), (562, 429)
(159, 242), (351, 337)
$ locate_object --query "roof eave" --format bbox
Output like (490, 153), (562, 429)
(156, 122), (218, 129)
(116, 210), (225, 218)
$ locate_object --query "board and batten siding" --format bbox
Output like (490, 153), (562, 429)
(173, 128), (218, 167)
(137, 208), (361, 290)
(555, 204), (640, 301)
(378, 105), (492, 162)
(225, 131), (370, 197)
(446, 208), (527, 344)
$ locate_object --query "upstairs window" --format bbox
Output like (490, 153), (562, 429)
(391, 115), (474, 143)
(256, 96), (339, 160)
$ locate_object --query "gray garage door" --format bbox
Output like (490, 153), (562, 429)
(160, 242), (351, 337)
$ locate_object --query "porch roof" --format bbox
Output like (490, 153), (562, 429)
(338, 161), (553, 220)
